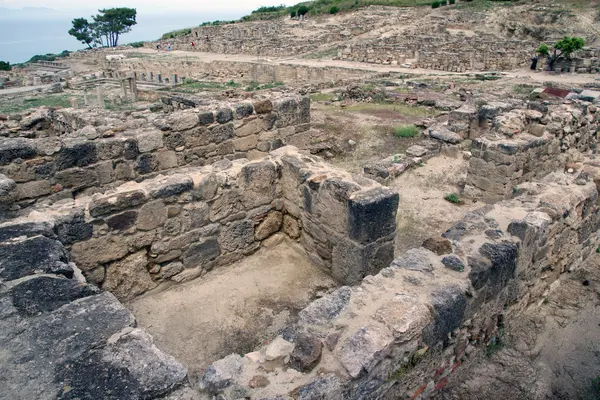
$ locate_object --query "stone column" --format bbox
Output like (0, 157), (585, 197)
(33, 76), (42, 86)
(83, 90), (89, 106)
(156, 73), (162, 83)
(121, 80), (128, 99)
(96, 86), (105, 109)
(171, 74), (178, 85)
(129, 77), (138, 102)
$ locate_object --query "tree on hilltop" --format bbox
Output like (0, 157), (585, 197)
(0, 61), (10, 71)
(68, 8), (137, 48)
(68, 18), (95, 49)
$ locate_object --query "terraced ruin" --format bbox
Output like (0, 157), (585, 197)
(2, 0), (600, 399)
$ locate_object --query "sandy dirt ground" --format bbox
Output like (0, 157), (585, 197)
(390, 155), (481, 254)
(438, 252), (600, 400)
(128, 236), (337, 379)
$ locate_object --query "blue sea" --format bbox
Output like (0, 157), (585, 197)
(0, 9), (243, 64)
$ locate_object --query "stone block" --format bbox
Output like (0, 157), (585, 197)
(103, 250), (156, 301)
(332, 238), (394, 285)
(106, 211), (138, 231)
(239, 161), (278, 209)
(216, 108), (234, 124)
(422, 285), (467, 346)
(137, 131), (164, 153)
(0, 138), (37, 165)
(233, 135), (258, 152)
(156, 150), (179, 170)
(219, 219), (255, 252)
(0, 236), (72, 281)
(235, 102), (254, 119)
(235, 119), (266, 137)
(253, 99), (273, 114)
(337, 324), (394, 378)
(274, 98), (299, 128)
(209, 123), (235, 144)
(167, 110), (199, 131)
(283, 215), (301, 239)
(55, 167), (98, 189)
(182, 237), (220, 268)
(348, 187), (399, 244)
(137, 153), (159, 174)
(255, 211), (283, 240)
(198, 111), (215, 126)
(89, 190), (146, 217)
(55, 141), (97, 170)
(16, 180), (52, 200)
(138, 200), (167, 231)
(70, 235), (130, 271)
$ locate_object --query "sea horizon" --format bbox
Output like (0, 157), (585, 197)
(0, 8), (247, 64)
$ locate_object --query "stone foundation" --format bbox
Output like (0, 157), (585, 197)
(0, 95), (310, 207)
(197, 162), (600, 399)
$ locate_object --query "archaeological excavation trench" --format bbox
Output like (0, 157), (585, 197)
(1, 73), (600, 400)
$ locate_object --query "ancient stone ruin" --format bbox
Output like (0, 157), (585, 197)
(2, 1), (600, 399)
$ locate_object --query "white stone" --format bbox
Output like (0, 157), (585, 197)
(265, 336), (295, 361)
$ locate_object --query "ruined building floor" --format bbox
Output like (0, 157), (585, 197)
(128, 237), (337, 378)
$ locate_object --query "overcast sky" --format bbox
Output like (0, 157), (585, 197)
(0, 0), (298, 13)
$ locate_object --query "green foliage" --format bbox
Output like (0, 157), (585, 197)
(330, 5), (340, 13)
(297, 5), (310, 15)
(486, 328), (505, 357)
(290, 9), (297, 17)
(0, 94), (75, 115)
(592, 376), (600, 394)
(161, 28), (192, 40)
(68, 18), (95, 49)
(432, 1), (441, 8)
(536, 43), (550, 56)
(92, 8), (137, 47)
(444, 193), (462, 204)
(130, 41), (144, 48)
(554, 36), (585, 59)
(26, 51), (70, 64)
(449, 0), (455, 4)
(252, 5), (287, 13)
(440, 0), (448, 5)
(69, 8), (137, 48)
(245, 81), (285, 91)
(394, 125), (419, 138)
(0, 61), (10, 71)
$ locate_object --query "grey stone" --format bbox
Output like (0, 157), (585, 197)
(0, 138), (37, 165)
(89, 190), (147, 218)
(0, 221), (56, 242)
(150, 176), (194, 199)
(137, 130), (164, 153)
(198, 111), (215, 125)
(428, 126), (462, 144)
(441, 255), (465, 272)
(55, 141), (97, 170)
(299, 286), (351, 325)
(200, 354), (243, 392)
(289, 333), (323, 372)
(182, 237), (220, 268)
(106, 211), (138, 232)
(298, 375), (343, 400)
(0, 235), (72, 282)
(216, 108), (234, 124)
(219, 219), (255, 252)
(348, 187), (399, 244)
(422, 285), (467, 346)
(390, 248), (436, 272)
(55, 210), (93, 244)
(579, 90), (600, 102)
(137, 153), (159, 174)
(0, 291), (135, 400)
(235, 102), (254, 119)
(338, 324), (394, 378)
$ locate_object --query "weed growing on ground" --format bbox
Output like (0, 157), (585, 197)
(444, 193), (462, 204)
(0, 94), (75, 114)
(486, 328), (505, 357)
(394, 125), (419, 138)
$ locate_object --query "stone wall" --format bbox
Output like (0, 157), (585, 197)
(196, 163), (600, 400)
(463, 101), (600, 201)
(12, 147), (397, 300)
(0, 218), (190, 400)
(0, 95), (310, 207)
(337, 34), (533, 72)
(105, 58), (372, 85)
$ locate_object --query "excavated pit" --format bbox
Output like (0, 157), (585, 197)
(129, 237), (337, 377)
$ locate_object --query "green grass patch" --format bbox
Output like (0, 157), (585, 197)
(346, 103), (438, 118)
(394, 125), (419, 138)
(310, 93), (336, 102)
(167, 80), (240, 93)
(486, 328), (505, 357)
(0, 94), (76, 114)
(244, 81), (284, 91)
(444, 193), (462, 204)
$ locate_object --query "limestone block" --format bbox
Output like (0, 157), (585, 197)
(337, 324), (394, 378)
(209, 123), (235, 144)
(373, 295), (431, 341)
(233, 135), (258, 152)
(70, 235), (130, 271)
(16, 180), (52, 200)
(138, 200), (168, 231)
(348, 187), (399, 244)
(235, 118), (267, 137)
(253, 100), (273, 114)
(0, 173), (16, 205)
(89, 190), (147, 217)
(200, 354), (243, 392)
(274, 97), (299, 128)
(331, 238), (394, 285)
(427, 126), (462, 144)
(238, 161), (278, 209)
(137, 131), (164, 153)
(55, 167), (98, 189)
(255, 211), (283, 240)
(167, 110), (199, 131)
(265, 337), (295, 361)
(103, 250), (156, 301)
(283, 215), (301, 238)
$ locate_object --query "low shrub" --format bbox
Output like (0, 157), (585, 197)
(130, 41), (144, 48)
(449, 0), (455, 4)
(440, 0), (448, 5)
(444, 193), (462, 204)
(394, 125), (419, 138)
(330, 6), (339, 14)
(432, 1), (441, 8)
